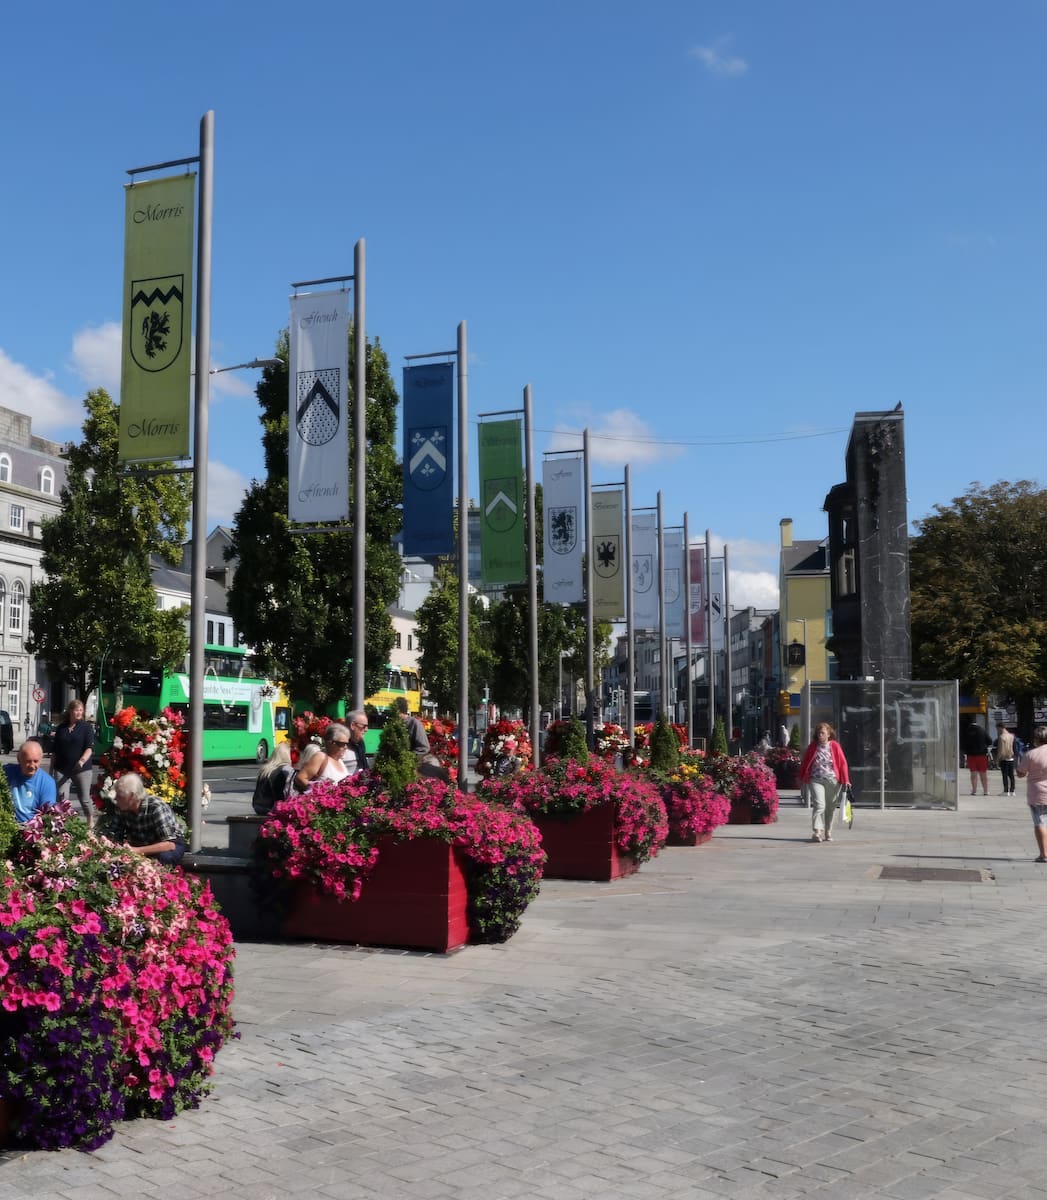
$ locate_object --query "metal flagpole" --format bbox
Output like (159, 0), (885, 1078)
(583, 429), (594, 749)
(524, 385), (540, 768)
(706, 528), (715, 741)
(724, 542), (732, 749)
(457, 322), (469, 791)
(188, 110), (213, 854)
(656, 492), (666, 717)
(684, 512), (692, 749)
(624, 464), (634, 747)
(351, 239), (366, 710)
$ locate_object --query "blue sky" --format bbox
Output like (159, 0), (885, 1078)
(3, 1), (1045, 609)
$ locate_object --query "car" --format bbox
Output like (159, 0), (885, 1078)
(0, 710), (13, 754)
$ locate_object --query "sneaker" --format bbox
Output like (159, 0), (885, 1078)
(810, 832), (821, 843)
(824, 833), (833, 842)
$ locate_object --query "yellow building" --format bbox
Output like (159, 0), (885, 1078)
(778, 518), (832, 721)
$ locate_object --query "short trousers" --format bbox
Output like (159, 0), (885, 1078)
(966, 754), (988, 772)
(1029, 805), (1047, 829)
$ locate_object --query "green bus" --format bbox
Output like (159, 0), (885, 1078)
(96, 645), (290, 763)
(295, 664), (422, 756)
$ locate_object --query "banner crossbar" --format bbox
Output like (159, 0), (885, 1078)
(404, 350), (456, 361)
(290, 275), (353, 288)
(478, 408), (524, 419)
(121, 465), (194, 477)
(289, 524), (351, 536)
(544, 448), (582, 457)
(127, 156), (199, 176)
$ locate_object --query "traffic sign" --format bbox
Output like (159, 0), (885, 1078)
(32, 685), (45, 704)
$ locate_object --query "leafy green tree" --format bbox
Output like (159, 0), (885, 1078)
(911, 481), (1047, 732)
(556, 717), (589, 764)
(225, 331), (401, 706)
(27, 389), (191, 697)
(415, 558), (495, 715)
(711, 715), (729, 756)
(650, 713), (681, 773)
(372, 706), (417, 799)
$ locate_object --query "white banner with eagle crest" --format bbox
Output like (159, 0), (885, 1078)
(543, 456), (584, 604)
(591, 487), (625, 622)
(289, 290), (350, 523)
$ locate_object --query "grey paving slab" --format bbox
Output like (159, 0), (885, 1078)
(5, 791), (1047, 1198)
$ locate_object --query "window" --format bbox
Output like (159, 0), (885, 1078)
(9, 581), (24, 634)
(407, 634), (413, 650)
(0, 580), (7, 629)
(394, 632), (402, 649)
(217, 624), (225, 646)
(7, 667), (19, 716)
(39, 466), (54, 495)
(0, 455), (10, 483)
(9, 504), (23, 532)
(207, 620), (214, 643)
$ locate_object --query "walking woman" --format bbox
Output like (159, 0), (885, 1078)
(50, 698), (96, 828)
(799, 722), (850, 843)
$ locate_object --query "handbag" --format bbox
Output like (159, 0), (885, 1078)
(842, 784), (854, 828)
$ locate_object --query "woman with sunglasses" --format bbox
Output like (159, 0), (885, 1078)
(294, 723), (353, 791)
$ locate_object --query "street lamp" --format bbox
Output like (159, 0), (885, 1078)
(187, 354), (280, 853)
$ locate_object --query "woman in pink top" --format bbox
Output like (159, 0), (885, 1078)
(1016, 726), (1047, 862)
(799, 722), (850, 844)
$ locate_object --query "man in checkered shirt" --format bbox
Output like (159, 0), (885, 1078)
(110, 773), (187, 865)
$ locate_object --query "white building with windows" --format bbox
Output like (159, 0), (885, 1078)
(0, 407), (67, 729)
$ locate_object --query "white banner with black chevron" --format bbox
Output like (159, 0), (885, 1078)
(288, 290), (350, 523)
(543, 456), (584, 604)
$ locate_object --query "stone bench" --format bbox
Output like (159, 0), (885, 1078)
(182, 850), (278, 942)
(227, 813), (266, 856)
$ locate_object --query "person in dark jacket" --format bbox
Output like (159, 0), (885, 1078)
(962, 720), (991, 796)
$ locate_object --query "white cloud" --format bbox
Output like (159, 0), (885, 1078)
(0, 348), (82, 436)
(546, 408), (684, 467)
(207, 459), (250, 528)
(71, 322), (122, 393)
(700, 532), (779, 610)
(688, 37), (748, 78)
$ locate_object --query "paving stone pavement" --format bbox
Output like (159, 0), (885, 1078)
(4, 786), (1047, 1199)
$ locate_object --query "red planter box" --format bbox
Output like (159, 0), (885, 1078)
(282, 836), (470, 952)
(728, 798), (753, 825)
(533, 803), (638, 881)
(666, 830), (713, 847)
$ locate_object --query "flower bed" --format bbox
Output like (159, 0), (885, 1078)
(480, 756), (669, 868)
(422, 716), (460, 782)
(254, 774), (545, 944)
(659, 770), (731, 844)
(0, 805), (235, 1150)
(475, 719), (533, 780)
(93, 706), (204, 821)
(593, 722), (629, 761)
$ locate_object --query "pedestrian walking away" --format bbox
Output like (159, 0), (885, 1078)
(994, 722), (1019, 796)
(962, 718), (991, 795)
(1017, 725), (1047, 862)
(799, 721), (850, 843)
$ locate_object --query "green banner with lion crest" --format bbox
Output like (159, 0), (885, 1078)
(119, 173), (195, 462)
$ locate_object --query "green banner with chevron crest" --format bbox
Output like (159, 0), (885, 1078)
(119, 173), (195, 462)
(479, 418), (525, 585)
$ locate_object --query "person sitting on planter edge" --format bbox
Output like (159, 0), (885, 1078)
(6, 738), (57, 823)
(109, 773), (187, 865)
(395, 697), (431, 757)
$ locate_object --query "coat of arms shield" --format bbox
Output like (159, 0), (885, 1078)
(408, 426), (448, 491)
(633, 553), (654, 593)
(296, 369), (341, 446)
(484, 477), (519, 532)
(548, 506), (577, 555)
(594, 534), (620, 578)
(129, 275), (184, 372)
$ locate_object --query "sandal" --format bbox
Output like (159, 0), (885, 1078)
(1036, 856), (1047, 863)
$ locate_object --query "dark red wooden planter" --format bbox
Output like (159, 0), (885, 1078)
(0, 1097), (14, 1147)
(533, 803), (638, 881)
(282, 836), (470, 952)
(728, 797), (753, 825)
(666, 829), (713, 847)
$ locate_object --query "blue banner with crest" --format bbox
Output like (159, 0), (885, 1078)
(402, 363), (454, 555)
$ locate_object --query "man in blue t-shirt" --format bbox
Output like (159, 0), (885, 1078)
(6, 739), (58, 823)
